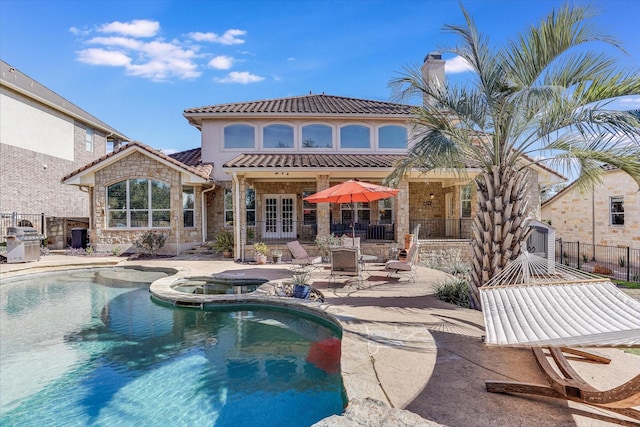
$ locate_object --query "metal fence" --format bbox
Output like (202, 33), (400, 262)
(0, 212), (46, 244)
(409, 218), (473, 240)
(556, 240), (640, 283)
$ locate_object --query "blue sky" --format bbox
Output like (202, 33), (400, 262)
(2, 0), (639, 154)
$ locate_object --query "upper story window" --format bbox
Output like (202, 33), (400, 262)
(183, 186), (195, 228)
(263, 124), (294, 149)
(461, 184), (473, 218)
(378, 125), (407, 149)
(107, 179), (170, 228)
(610, 196), (624, 225)
(85, 127), (94, 152)
(302, 124), (332, 148)
(340, 125), (370, 149)
(224, 124), (255, 149)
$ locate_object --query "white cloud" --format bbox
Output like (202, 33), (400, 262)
(215, 71), (264, 84)
(77, 48), (131, 66)
(99, 19), (160, 38)
(445, 55), (473, 74)
(74, 19), (256, 82)
(619, 97), (640, 108)
(208, 55), (234, 70)
(188, 29), (246, 45)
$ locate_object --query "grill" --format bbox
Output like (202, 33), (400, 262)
(5, 226), (46, 263)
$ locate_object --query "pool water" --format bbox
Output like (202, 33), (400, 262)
(171, 277), (268, 295)
(0, 268), (345, 426)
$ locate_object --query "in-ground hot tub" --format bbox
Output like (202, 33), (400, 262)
(170, 276), (268, 295)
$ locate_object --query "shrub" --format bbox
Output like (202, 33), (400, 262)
(254, 242), (269, 256)
(618, 256), (626, 267)
(593, 264), (613, 276)
(211, 229), (234, 253)
(435, 278), (471, 308)
(135, 231), (167, 257)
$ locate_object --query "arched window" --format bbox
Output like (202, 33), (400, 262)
(378, 125), (407, 149)
(224, 124), (255, 149)
(340, 125), (370, 149)
(107, 179), (171, 228)
(302, 124), (332, 148)
(263, 124), (294, 148)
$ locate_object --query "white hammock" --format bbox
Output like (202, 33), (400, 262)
(480, 251), (640, 347)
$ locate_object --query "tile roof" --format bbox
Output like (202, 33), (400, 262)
(184, 94), (413, 116)
(61, 141), (213, 183)
(223, 153), (405, 169)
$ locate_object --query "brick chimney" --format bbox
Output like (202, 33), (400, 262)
(421, 52), (445, 107)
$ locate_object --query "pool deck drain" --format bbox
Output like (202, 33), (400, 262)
(2, 255), (639, 427)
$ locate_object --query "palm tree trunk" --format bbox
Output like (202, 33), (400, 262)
(469, 167), (532, 308)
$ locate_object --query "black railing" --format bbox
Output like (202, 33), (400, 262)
(410, 218), (473, 239)
(0, 212), (46, 243)
(556, 240), (640, 283)
(244, 221), (396, 245)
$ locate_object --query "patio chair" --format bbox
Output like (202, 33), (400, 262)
(384, 241), (419, 282)
(286, 241), (321, 266)
(329, 247), (361, 286)
(481, 251), (640, 421)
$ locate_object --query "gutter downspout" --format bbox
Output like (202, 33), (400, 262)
(201, 185), (216, 242)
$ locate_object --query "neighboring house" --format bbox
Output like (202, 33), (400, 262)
(1, 60), (129, 248)
(62, 54), (564, 258)
(541, 165), (640, 249)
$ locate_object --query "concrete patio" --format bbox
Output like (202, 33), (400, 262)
(1, 254), (639, 426)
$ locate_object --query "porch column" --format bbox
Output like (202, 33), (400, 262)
(396, 178), (410, 241)
(233, 173), (247, 260)
(316, 174), (330, 236)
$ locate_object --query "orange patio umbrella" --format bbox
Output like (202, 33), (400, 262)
(303, 179), (399, 242)
(303, 179), (399, 204)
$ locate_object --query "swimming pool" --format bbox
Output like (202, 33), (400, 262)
(0, 267), (345, 426)
(171, 276), (268, 295)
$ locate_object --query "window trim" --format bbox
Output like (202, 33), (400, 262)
(223, 123), (256, 150)
(106, 178), (171, 229)
(85, 126), (94, 152)
(300, 123), (334, 150)
(610, 196), (624, 226)
(224, 188), (234, 226)
(339, 124), (371, 149)
(262, 123), (295, 149)
(182, 186), (195, 228)
(377, 125), (408, 150)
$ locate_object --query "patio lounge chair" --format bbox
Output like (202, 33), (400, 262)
(329, 247), (361, 286)
(480, 251), (640, 421)
(286, 241), (321, 266)
(384, 241), (419, 282)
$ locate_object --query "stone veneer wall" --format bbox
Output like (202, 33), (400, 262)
(46, 217), (89, 250)
(91, 151), (204, 254)
(418, 239), (473, 267)
(541, 169), (640, 248)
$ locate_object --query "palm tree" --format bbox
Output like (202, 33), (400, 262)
(387, 3), (640, 308)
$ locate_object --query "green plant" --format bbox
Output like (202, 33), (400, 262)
(290, 266), (313, 286)
(435, 278), (470, 308)
(618, 256), (626, 267)
(314, 234), (340, 260)
(254, 242), (269, 256)
(271, 249), (283, 256)
(211, 229), (234, 253)
(85, 246), (94, 256)
(582, 253), (588, 263)
(112, 245), (122, 256)
(135, 231), (167, 257)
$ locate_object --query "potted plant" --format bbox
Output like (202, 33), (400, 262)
(271, 249), (283, 264)
(314, 234), (340, 262)
(291, 267), (313, 299)
(211, 229), (234, 257)
(254, 242), (269, 264)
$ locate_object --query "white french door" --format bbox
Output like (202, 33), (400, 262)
(263, 194), (296, 238)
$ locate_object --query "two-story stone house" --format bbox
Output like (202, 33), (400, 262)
(62, 54), (564, 258)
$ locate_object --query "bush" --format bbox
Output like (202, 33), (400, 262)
(435, 278), (471, 308)
(211, 229), (234, 253)
(135, 231), (167, 257)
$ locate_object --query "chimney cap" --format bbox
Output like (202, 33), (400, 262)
(424, 52), (443, 62)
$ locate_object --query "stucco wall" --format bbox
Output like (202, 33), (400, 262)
(541, 169), (640, 248)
